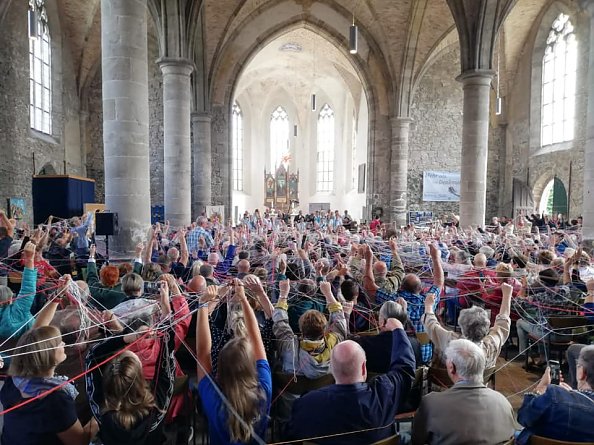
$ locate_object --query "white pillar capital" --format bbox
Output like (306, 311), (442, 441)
(157, 57), (195, 76)
(457, 70), (495, 86)
(390, 116), (414, 129)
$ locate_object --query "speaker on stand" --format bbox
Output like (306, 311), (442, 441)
(95, 212), (119, 260)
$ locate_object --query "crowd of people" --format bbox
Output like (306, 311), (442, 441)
(0, 207), (593, 444)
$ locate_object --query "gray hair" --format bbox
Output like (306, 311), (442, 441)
(0, 286), (13, 303)
(479, 246), (494, 259)
(445, 339), (485, 382)
(578, 345), (594, 388)
(458, 306), (490, 343)
(197, 216), (208, 226)
(121, 273), (144, 296)
(379, 301), (407, 325)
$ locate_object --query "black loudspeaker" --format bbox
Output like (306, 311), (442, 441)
(95, 212), (119, 236)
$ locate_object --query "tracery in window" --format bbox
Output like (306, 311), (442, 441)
(316, 104), (335, 193)
(29, 0), (52, 134)
(541, 13), (577, 146)
(270, 106), (289, 169)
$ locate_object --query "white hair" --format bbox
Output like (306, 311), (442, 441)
(445, 339), (485, 382)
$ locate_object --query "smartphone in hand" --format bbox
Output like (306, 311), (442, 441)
(549, 360), (561, 385)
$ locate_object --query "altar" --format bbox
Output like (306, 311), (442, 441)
(264, 164), (299, 214)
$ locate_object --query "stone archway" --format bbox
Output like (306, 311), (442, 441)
(207, 2), (395, 219)
(38, 162), (57, 176)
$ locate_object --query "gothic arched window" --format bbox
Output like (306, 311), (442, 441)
(541, 13), (577, 146)
(29, 0), (52, 134)
(270, 106), (289, 169)
(316, 104), (335, 192)
(232, 102), (243, 191)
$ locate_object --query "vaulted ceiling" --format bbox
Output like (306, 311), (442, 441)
(0, 0), (566, 107)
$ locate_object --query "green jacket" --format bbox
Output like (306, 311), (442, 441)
(86, 260), (141, 310)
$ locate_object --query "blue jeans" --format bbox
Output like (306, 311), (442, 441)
(516, 318), (563, 359)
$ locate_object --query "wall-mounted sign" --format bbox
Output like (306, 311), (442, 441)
(423, 171), (460, 202)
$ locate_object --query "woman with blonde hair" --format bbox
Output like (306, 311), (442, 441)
(85, 278), (176, 445)
(196, 279), (272, 444)
(1, 275), (98, 445)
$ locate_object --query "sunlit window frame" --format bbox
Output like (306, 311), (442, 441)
(232, 102), (243, 191)
(270, 106), (289, 170)
(541, 13), (577, 147)
(29, 0), (52, 135)
(316, 104), (335, 193)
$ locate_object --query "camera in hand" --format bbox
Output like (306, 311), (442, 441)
(549, 360), (561, 385)
(144, 281), (161, 296)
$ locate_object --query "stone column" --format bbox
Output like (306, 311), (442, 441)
(390, 117), (413, 227)
(458, 71), (494, 227)
(158, 58), (194, 227)
(191, 112), (212, 218)
(101, 0), (151, 256)
(582, 2), (594, 250)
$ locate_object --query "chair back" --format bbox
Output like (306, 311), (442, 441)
(530, 435), (594, 445)
(304, 433), (400, 445)
(547, 316), (589, 330)
(273, 372), (334, 396)
(428, 365), (495, 389)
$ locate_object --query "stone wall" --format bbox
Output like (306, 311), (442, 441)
(0, 0), (83, 224)
(86, 34), (164, 207)
(408, 47), (463, 220)
(506, 3), (588, 220)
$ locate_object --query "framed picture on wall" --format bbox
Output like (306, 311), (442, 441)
(357, 164), (366, 193)
(7, 198), (26, 221)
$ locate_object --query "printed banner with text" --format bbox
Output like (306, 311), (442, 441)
(422, 171), (461, 202)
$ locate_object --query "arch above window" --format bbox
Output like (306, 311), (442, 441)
(541, 13), (576, 147)
(270, 106), (289, 170)
(29, 0), (52, 135)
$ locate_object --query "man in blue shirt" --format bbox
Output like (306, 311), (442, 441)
(71, 211), (94, 256)
(517, 345), (594, 444)
(287, 318), (415, 445)
(187, 216), (214, 257)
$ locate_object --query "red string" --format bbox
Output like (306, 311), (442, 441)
(0, 330), (151, 416)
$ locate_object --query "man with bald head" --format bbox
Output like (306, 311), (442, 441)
(456, 252), (497, 308)
(287, 318), (415, 445)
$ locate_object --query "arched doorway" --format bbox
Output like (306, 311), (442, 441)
(538, 177), (568, 217)
(230, 28), (369, 222)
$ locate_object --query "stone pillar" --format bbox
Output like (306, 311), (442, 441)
(192, 112), (212, 218)
(458, 71), (494, 227)
(101, 0), (151, 256)
(158, 58), (194, 227)
(582, 2), (594, 250)
(390, 117), (413, 227)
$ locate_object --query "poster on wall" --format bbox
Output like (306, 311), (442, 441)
(423, 171), (461, 202)
(151, 205), (165, 224)
(408, 211), (433, 226)
(7, 198), (26, 220)
(206, 205), (225, 223)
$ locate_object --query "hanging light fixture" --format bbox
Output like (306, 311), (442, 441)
(28, 5), (38, 40)
(311, 93), (317, 112)
(294, 124), (298, 137)
(349, 17), (358, 54)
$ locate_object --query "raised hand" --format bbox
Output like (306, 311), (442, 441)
(279, 279), (290, 298)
